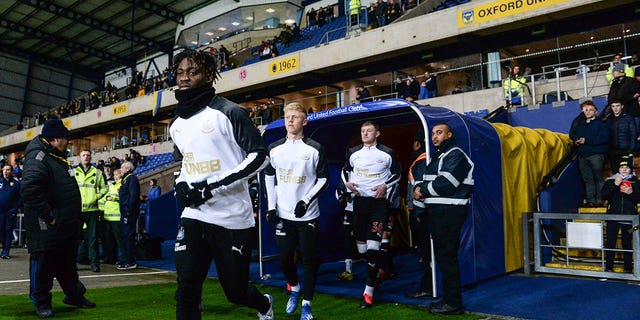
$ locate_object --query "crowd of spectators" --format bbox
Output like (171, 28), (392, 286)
(209, 45), (238, 71)
(306, 6), (335, 29)
(94, 150), (146, 172)
(18, 68), (175, 131)
(365, 0), (416, 30)
(249, 101), (279, 126)
(255, 23), (304, 61)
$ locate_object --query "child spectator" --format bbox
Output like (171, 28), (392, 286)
(601, 156), (640, 272)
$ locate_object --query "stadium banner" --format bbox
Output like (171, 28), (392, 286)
(24, 129), (35, 140)
(269, 54), (299, 76)
(458, 0), (570, 28)
(111, 103), (128, 117)
(152, 89), (163, 117)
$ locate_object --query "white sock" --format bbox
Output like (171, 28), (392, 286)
(302, 300), (312, 307)
(290, 284), (300, 292)
(364, 285), (375, 297)
(345, 259), (353, 273)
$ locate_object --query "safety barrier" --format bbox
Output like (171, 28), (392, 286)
(523, 212), (640, 281)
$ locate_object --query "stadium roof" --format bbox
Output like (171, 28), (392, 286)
(0, 0), (219, 79)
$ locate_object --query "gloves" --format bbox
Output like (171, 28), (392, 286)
(294, 200), (308, 218)
(191, 180), (224, 202)
(266, 210), (278, 223)
(175, 181), (205, 207)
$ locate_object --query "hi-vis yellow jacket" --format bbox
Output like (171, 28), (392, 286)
(503, 75), (526, 100)
(99, 180), (122, 222)
(74, 165), (107, 213)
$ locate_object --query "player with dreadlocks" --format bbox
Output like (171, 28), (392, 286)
(170, 48), (275, 320)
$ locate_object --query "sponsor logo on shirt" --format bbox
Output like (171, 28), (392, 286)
(278, 168), (306, 184)
(182, 152), (222, 174)
(356, 168), (381, 179)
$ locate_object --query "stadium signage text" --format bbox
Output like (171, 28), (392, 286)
(269, 55), (299, 76)
(458, 0), (570, 28)
(307, 105), (368, 121)
(24, 129), (35, 140)
(111, 103), (128, 116)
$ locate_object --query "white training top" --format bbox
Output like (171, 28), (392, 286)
(171, 96), (268, 229)
(342, 143), (401, 199)
(264, 137), (328, 221)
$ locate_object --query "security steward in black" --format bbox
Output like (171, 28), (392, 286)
(414, 123), (474, 316)
(21, 118), (96, 318)
(405, 129), (433, 299)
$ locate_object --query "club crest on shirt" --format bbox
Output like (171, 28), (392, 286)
(301, 153), (310, 161)
(176, 226), (185, 240)
(201, 119), (216, 134)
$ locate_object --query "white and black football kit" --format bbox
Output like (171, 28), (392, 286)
(264, 137), (328, 303)
(342, 142), (401, 305)
(171, 92), (272, 320)
(342, 143), (401, 243)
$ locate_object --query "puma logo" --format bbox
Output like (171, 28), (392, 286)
(231, 245), (244, 255)
(307, 222), (316, 229)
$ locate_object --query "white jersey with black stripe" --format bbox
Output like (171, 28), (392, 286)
(264, 137), (328, 221)
(342, 143), (401, 199)
(170, 96), (268, 229)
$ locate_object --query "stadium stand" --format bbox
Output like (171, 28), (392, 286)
(1, 1), (640, 318)
(132, 152), (175, 176)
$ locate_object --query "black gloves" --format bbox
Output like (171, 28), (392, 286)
(175, 181), (201, 208)
(175, 180), (224, 208)
(266, 210), (278, 223)
(294, 200), (308, 218)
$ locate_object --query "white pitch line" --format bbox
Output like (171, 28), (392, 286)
(0, 270), (170, 284)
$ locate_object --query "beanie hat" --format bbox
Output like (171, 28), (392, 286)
(41, 118), (70, 140)
(618, 155), (633, 169)
(612, 62), (625, 74)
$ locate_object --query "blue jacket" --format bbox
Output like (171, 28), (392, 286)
(419, 86), (429, 100)
(569, 115), (609, 157)
(147, 186), (161, 201)
(0, 176), (21, 214)
(605, 112), (638, 151)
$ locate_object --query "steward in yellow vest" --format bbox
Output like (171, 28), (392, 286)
(101, 180), (121, 222)
(99, 169), (126, 265)
(503, 66), (526, 106)
(74, 150), (107, 272)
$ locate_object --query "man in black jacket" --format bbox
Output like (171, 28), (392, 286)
(21, 118), (95, 318)
(414, 123), (474, 315)
(116, 161), (140, 270)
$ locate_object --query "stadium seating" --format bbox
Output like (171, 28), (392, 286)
(242, 16), (347, 67)
(133, 152), (174, 176)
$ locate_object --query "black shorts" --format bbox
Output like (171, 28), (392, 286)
(353, 196), (388, 242)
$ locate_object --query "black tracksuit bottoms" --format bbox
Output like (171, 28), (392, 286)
(174, 217), (270, 320)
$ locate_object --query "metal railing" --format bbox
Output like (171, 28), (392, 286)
(524, 212), (640, 281)
(315, 25), (348, 47)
